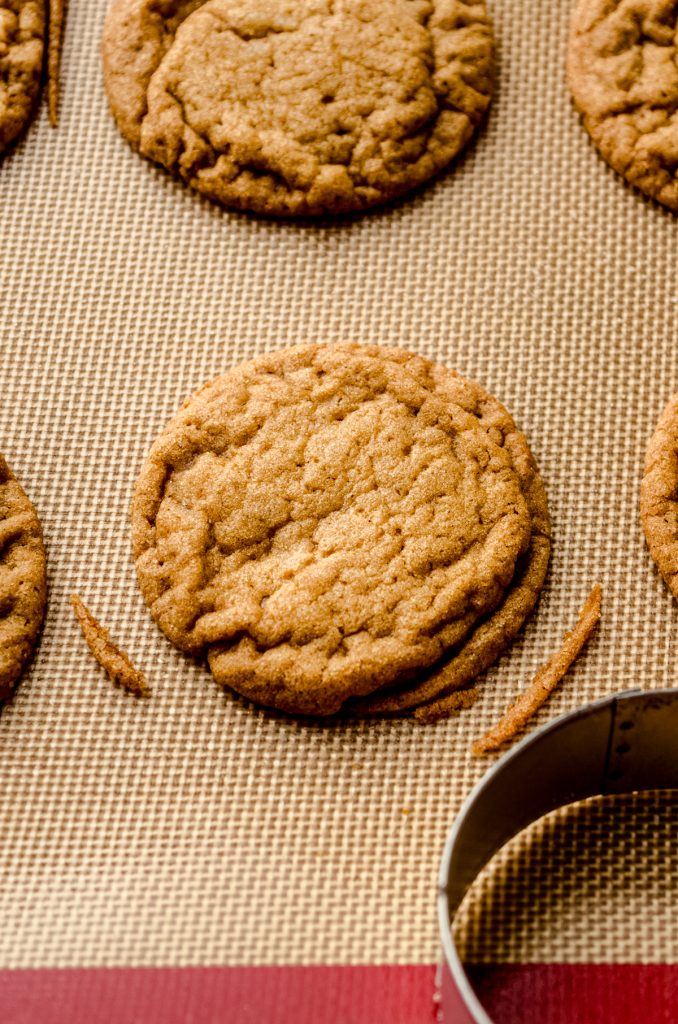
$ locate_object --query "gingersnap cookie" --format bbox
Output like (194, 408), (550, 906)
(0, 0), (45, 153)
(347, 347), (550, 716)
(641, 391), (678, 599)
(102, 0), (495, 217)
(132, 344), (531, 715)
(568, 0), (678, 211)
(0, 454), (46, 695)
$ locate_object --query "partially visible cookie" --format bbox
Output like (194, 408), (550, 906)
(0, 0), (45, 154)
(132, 344), (531, 715)
(0, 454), (46, 695)
(102, 0), (495, 216)
(568, 0), (678, 211)
(641, 391), (678, 599)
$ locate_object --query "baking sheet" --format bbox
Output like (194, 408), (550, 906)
(1, 0), (677, 968)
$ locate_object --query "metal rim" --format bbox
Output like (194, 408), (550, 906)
(436, 688), (678, 1023)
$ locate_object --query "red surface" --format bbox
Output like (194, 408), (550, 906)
(0, 965), (437, 1024)
(469, 964), (678, 1024)
(1, 963), (678, 1023)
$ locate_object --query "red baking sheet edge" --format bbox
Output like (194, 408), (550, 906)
(1, 963), (677, 1023)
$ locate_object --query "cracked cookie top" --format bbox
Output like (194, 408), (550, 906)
(0, 454), (46, 695)
(568, 0), (678, 211)
(0, 0), (45, 153)
(103, 0), (494, 215)
(347, 346), (550, 717)
(131, 344), (530, 715)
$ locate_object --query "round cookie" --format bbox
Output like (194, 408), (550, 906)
(0, 454), (46, 695)
(568, 0), (678, 211)
(641, 391), (678, 599)
(347, 348), (550, 715)
(102, 0), (495, 216)
(131, 344), (531, 715)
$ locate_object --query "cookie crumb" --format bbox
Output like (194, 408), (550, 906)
(473, 584), (601, 755)
(413, 687), (480, 725)
(48, 0), (66, 127)
(71, 593), (149, 698)
(641, 391), (678, 601)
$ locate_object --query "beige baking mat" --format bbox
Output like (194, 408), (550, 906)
(455, 790), (678, 964)
(1, 0), (677, 969)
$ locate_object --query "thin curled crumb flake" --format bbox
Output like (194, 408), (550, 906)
(103, 0), (495, 215)
(0, 454), (47, 695)
(412, 685), (478, 724)
(0, 0), (45, 152)
(641, 391), (678, 600)
(473, 584), (602, 755)
(132, 344), (531, 716)
(568, 0), (678, 211)
(47, 0), (65, 126)
(71, 594), (150, 698)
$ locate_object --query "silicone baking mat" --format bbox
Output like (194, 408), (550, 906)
(1, 0), (677, 1013)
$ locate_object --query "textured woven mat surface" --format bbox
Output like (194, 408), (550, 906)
(1, 0), (677, 969)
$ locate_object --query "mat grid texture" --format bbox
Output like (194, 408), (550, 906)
(1, 0), (677, 968)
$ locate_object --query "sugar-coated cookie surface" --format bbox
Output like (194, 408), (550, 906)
(102, 0), (495, 216)
(641, 391), (678, 599)
(352, 347), (550, 715)
(131, 344), (531, 715)
(0, 0), (45, 153)
(0, 454), (46, 695)
(568, 0), (678, 211)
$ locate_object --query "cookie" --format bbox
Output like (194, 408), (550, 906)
(0, 0), (45, 153)
(0, 454), (46, 695)
(102, 0), (495, 216)
(641, 390), (678, 598)
(131, 344), (531, 715)
(350, 348), (550, 715)
(568, 0), (678, 211)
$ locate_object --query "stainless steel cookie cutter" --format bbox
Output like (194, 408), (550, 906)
(437, 688), (678, 1024)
